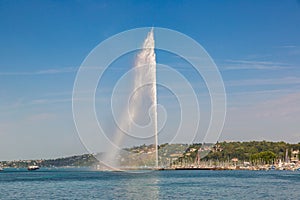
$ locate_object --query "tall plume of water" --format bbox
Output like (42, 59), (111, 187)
(101, 29), (158, 169)
(132, 29), (158, 168)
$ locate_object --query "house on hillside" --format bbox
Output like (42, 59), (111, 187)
(291, 150), (299, 163)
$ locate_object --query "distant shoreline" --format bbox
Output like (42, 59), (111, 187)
(1, 141), (300, 171)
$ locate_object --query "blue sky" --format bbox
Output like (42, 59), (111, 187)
(0, 0), (300, 160)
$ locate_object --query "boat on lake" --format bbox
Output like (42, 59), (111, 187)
(27, 165), (39, 171)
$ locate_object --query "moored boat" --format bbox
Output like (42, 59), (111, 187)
(269, 165), (276, 170)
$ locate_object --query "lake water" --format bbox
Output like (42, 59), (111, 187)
(0, 168), (299, 199)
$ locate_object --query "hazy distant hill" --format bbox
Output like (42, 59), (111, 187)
(1, 141), (299, 168)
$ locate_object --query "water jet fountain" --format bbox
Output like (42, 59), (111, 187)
(101, 29), (158, 170)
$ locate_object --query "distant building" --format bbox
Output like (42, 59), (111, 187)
(291, 150), (299, 163)
(189, 148), (198, 152)
(212, 144), (223, 152)
(232, 158), (238, 167)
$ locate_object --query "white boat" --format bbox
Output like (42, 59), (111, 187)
(0, 167), (3, 171)
(27, 165), (39, 171)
